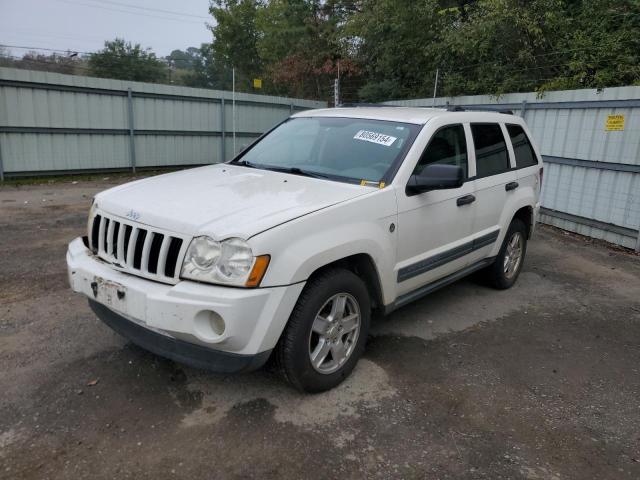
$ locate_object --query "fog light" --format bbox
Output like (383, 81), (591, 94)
(194, 310), (225, 340)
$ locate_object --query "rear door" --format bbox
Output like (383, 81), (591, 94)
(465, 123), (518, 264)
(506, 123), (543, 203)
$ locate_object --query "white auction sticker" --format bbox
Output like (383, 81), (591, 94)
(353, 130), (397, 146)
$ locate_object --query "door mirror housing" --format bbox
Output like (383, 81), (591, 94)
(406, 164), (464, 195)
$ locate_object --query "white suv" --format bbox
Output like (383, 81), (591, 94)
(67, 107), (542, 392)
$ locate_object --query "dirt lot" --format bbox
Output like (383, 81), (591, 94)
(1, 177), (640, 479)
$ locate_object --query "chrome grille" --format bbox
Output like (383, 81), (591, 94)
(88, 211), (188, 284)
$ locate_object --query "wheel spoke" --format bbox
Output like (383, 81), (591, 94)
(311, 339), (331, 369)
(510, 233), (520, 249)
(330, 340), (347, 364)
(329, 294), (347, 321)
(341, 313), (359, 333)
(312, 315), (329, 334)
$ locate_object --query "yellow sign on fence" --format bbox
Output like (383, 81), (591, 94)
(253, 78), (262, 89)
(605, 114), (625, 131)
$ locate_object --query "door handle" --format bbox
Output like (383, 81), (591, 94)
(505, 181), (519, 191)
(456, 194), (476, 206)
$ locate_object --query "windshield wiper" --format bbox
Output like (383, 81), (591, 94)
(233, 159), (259, 168)
(234, 161), (331, 180)
(261, 165), (332, 179)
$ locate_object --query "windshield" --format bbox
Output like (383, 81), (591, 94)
(233, 117), (420, 184)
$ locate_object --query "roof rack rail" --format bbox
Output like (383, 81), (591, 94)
(446, 105), (514, 115)
(337, 103), (399, 108)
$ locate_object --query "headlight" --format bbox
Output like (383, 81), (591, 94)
(181, 236), (269, 287)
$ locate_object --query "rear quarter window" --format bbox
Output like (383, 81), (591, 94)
(506, 124), (539, 168)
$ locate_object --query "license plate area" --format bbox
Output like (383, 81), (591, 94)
(91, 277), (128, 315)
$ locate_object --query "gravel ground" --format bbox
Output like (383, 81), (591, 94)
(1, 177), (639, 480)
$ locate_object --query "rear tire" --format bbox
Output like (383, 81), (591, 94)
(485, 218), (528, 290)
(275, 268), (371, 393)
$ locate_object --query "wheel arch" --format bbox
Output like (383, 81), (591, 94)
(306, 253), (385, 313)
(512, 205), (534, 238)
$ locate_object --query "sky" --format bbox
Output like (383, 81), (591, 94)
(0, 0), (213, 58)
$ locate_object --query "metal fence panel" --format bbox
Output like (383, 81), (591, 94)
(134, 135), (220, 168)
(387, 86), (640, 250)
(0, 67), (325, 176)
(0, 86), (129, 130)
(132, 97), (220, 131)
(0, 132), (130, 172)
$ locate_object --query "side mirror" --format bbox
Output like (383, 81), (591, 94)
(406, 164), (464, 195)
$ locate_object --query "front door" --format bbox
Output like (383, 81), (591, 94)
(396, 124), (476, 296)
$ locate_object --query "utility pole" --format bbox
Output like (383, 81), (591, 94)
(334, 59), (340, 107)
(432, 68), (439, 107)
(232, 67), (236, 155)
(168, 59), (175, 84)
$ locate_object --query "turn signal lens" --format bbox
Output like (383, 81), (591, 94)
(245, 255), (270, 288)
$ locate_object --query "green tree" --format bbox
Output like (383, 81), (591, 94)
(209, 0), (263, 91)
(166, 47), (201, 70)
(257, 0), (355, 98)
(203, 0), (640, 100)
(208, 0), (360, 99)
(346, 0), (445, 101)
(538, 0), (640, 91)
(88, 39), (168, 82)
(436, 0), (566, 96)
(173, 44), (233, 89)
(0, 50), (84, 75)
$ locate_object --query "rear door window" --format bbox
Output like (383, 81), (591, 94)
(506, 124), (538, 168)
(471, 124), (510, 177)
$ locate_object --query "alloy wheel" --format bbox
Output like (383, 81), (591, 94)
(503, 231), (524, 279)
(308, 293), (361, 374)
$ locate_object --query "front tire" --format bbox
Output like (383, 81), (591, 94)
(275, 268), (371, 393)
(485, 218), (528, 289)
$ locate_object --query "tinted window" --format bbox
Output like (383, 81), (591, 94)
(414, 125), (468, 178)
(507, 124), (538, 168)
(237, 117), (419, 183)
(471, 124), (510, 177)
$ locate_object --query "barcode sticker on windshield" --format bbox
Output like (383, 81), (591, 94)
(353, 130), (397, 147)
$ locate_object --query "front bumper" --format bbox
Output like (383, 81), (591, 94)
(88, 300), (271, 373)
(67, 237), (304, 370)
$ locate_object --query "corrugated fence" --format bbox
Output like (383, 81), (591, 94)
(0, 67), (325, 177)
(1, 68), (638, 251)
(387, 87), (640, 251)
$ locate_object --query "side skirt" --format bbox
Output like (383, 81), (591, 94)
(384, 257), (495, 315)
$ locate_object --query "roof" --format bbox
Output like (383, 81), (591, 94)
(292, 106), (516, 125)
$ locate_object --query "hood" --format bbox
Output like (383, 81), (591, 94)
(96, 164), (372, 239)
